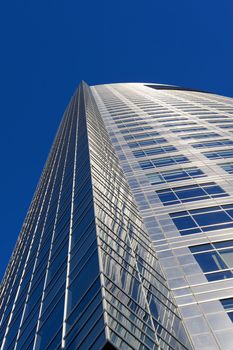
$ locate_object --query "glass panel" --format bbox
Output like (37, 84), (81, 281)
(193, 211), (231, 226)
(194, 251), (227, 272)
(37, 296), (64, 349)
(147, 173), (164, 185)
(158, 183), (226, 206)
(214, 241), (233, 249)
(206, 270), (233, 281)
(190, 242), (233, 282)
(190, 244), (213, 253)
(220, 249), (233, 268)
(221, 298), (233, 311)
(68, 251), (100, 311)
(176, 187), (206, 199)
(172, 215), (197, 230)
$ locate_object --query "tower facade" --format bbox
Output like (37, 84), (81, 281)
(1, 82), (233, 350)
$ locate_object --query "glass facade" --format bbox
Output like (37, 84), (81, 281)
(2, 81), (233, 349)
(92, 82), (233, 350)
(0, 83), (193, 350)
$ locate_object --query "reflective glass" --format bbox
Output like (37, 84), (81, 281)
(120, 126), (153, 134)
(171, 127), (207, 133)
(220, 163), (233, 174)
(146, 167), (205, 185)
(128, 138), (167, 148)
(124, 131), (160, 141)
(192, 139), (233, 148)
(190, 242), (233, 282)
(157, 182), (227, 206)
(133, 145), (177, 158)
(180, 132), (220, 140)
(140, 155), (190, 170)
(221, 298), (233, 311)
(171, 205), (233, 235)
(204, 149), (233, 160)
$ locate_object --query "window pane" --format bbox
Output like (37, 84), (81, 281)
(172, 215), (197, 230)
(220, 249), (233, 268)
(194, 251), (227, 272)
(221, 298), (233, 310)
(193, 211), (231, 226)
(158, 183), (227, 206)
(190, 242), (233, 282)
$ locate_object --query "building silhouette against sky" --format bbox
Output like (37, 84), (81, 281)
(1, 82), (233, 349)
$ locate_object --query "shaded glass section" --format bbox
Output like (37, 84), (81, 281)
(139, 155), (190, 170)
(0, 91), (79, 350)
(133, 145), (177, 158)
(157, 182), (228, 206)
(221, 298), (233, 322)
(192, 139), (233, 148)
(219, 162), (233, 174)
(170, 204), (233, 235)
(204, 149), (233, 160)
(190, 241), (233, 282)
(146, 167), (205, 185)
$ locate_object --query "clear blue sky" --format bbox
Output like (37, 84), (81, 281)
(1, 0), (233, 280)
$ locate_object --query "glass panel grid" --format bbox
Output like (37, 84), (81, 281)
(190, 241), (233, 282)
(146, 167), (205, 185)
(170, 204), (233, 236)
(157, 182), (228, 206)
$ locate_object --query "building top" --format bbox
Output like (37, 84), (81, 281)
(91, 81), (210, 94)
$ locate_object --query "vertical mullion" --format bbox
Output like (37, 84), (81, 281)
(32, 93), (78, 350)
(61, 88), (80, 348)
(0, 113), (69, 350)
(13, 109), (70, 350)
(0, 126), (65, 313)
(0, 162), (53, 343)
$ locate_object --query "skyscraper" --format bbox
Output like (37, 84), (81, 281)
(1, 82), (233, 350)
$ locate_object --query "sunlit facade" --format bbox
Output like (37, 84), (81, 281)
(1, 82), (233, 349)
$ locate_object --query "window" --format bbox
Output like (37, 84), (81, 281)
(170, 204), (233, 235)
(208, 119), (233, 124)
(220, 163), (233, 174)
(198, 115), (227, 119)
(117, 122), (143, 129)
(120, 126), (153, 134)
(146, 167), (205, 185)
(158, 117), (188, 123)
(157, 182), (227, 206)
(149, 114), (181, 120)
(115, 118), (143, 124)
(221, 298), (233, 322)
(108, 112), (138, 119)
(139, 155), (190, 170)
(204, 149), (233, 160)
(191, 113), (218, 116)
(219, 125), (233, 129)
(128, 138), (167, 149)
(171, 127), (207, 133)
(124, 131), (160, 141)
(112, 113), (138, 119)
(162, 122), (197, 128)
(190, 241), (233, 282)
(148, 111), (176, 116)
(192, 139), (233, 149)
(133, 145), (177, 158)
(180, 132), (220, 140)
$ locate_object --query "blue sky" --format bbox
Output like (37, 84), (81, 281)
(1, 0), (233, 279)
